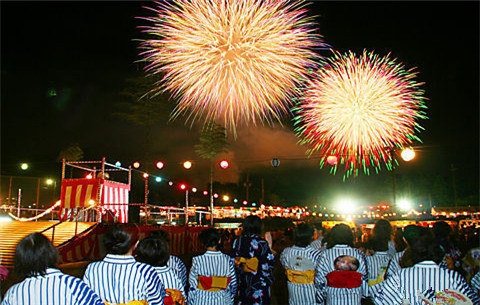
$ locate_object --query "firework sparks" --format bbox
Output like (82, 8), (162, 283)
(139, 0), (323, 132)
(294, 51), (427, 178)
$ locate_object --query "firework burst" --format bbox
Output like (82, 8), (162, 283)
(139, 0), (323, 132)
(294, 51), (427, 178)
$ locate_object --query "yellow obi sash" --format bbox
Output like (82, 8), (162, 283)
(165, 289), (185, 305)
(104, 301), (148, 305)
(197, 275), (232, 291)
(285, 269), (315, 284)
(368, 271), (386, 286)
(234, 257), (259, 273)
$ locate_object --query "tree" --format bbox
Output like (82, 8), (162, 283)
(195, 120), (229, 159)
(113, 73), (173, 169)
(57, 143), (84, 161)
(195, 120), (229, 224)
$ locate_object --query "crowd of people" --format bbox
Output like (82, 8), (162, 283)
(1, 216), (480, 304)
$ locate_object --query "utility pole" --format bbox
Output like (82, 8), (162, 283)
(450, 164), (458, 207)
(17, 188), (22, 217)
(244, 173), (251, 202)
(261, 178), (264, 205)
(185, 190), (189, 225)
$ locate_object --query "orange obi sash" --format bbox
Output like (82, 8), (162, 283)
(285, 269), (315, 284)
(234, 256), (259, 273)
(164, 289), (185, 305)
(197, 275), (232, 291)
(104, 301), (148, 305)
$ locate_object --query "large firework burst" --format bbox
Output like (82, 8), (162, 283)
(139, 0), (323, 132)
(294, 51), (427, 178)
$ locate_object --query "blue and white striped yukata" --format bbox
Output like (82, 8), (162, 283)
(154, 266), (186, 299)
(188, 250), (237, 305)
(315, 244), (368, 305)
(1, 268), (104, 305)
(372, 260), (480, 305)
(169, 255), (188, 288)
(309, 238), (326, 252)
(392, 249), (405, 266)
(280, 245), (322, 305)
(471, 271), (480, 295)
(366, 252), (400, 284)
(83, 254), (165, 305)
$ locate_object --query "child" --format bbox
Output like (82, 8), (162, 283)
(281, 223), (322, 305)
(149, 229), (188, 288)
(136, 237), (186, 305)
(188, 228), (236, 305)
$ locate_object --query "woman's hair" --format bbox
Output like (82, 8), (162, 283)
(402, 225), (422, 245)
(394, 227), (407, 252)
(242, 215), (262, 236)
(148, 229), (170, 243)
(432, 221), (452, 239)
(366, 237), (389, 252)
(136, 237), (169, 267)
(372, 219), (392, 242)
(327, 224), (354, 248)
(103, 226), (132, 255)
(404, 227), (443, 266)
(14, 233), (58, 280)
(295, 223), (314, 247)
(199, 228), (220, 248)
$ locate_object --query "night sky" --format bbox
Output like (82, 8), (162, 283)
(1, 1), (479, 208)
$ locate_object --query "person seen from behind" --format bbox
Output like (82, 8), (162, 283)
(280, 223), (322, 305)
(83, 225), (165, 305)
(188, 228), (236, 305)
(231, 215), (275, 305)
(372, 226), (479, 304)
(136, 236), (186, 305)
(1, 233), (103, 305)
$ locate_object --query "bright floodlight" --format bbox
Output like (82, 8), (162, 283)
(336, 198), (357, 212)
(401, 148), (415, 162)
(220, 160), (229, 169)
(20, 163), (29, 170)
(46, 179), (54, 185)
(397, 199), (412, 211)
(183, 161), (192, 169)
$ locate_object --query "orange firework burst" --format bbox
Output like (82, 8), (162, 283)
(294, 51), (427, 178)
(139, 0), (323, 132)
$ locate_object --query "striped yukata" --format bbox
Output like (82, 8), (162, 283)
(280, 245), (322, 305)
(1, 268), (104, 305)
(392, 249), (405, 266)
(83, 254), (165, 305)
(366, 252), (401, 283)
(154, 266), (186, 299)
(309, 238), (326, 252)
(372, 260), (480, 305)
(470, 271), (480, 296)
(315, 244), (368, 305)
(188, 250), (237, 305)
(169, 255), (188, 289)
